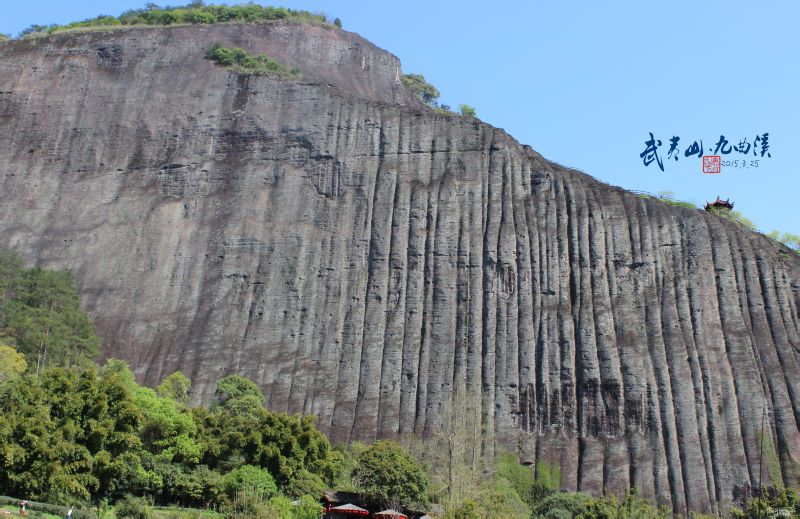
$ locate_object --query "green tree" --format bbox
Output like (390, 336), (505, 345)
(582, 487), (671, 519)
(531, 491), (593, 518)
(215, 375), (263, 406)
(222, 465), (278, 500)
(0, 252), (23, 299)
(0, 342), (27, 383)
(281, 468), (326, 499)
(0, 259), (99, 373)
(402, 73), (440, 106)
(133, 384), (203, 464)
(293, 494), (325, 519)
(352, 440), (428, 509)
(768, 230), (800, 252)
(156, 371), (191, 404)
(459, 104), (477, 117)
(114, 494), (153, 519)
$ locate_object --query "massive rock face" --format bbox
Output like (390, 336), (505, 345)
(1, 22), (799, 514)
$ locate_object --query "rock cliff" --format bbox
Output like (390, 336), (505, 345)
(1, 21), (798, 514)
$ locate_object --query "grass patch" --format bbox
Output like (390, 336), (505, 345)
(18, 3), (332, 38)
(662, 198), (696, 209)
(757, 430), (785, 490)
(1, 505), (58, 518)
(1, 505), (64, 519)
(151, 506), (224, 519)
(205, 43), (300, 79)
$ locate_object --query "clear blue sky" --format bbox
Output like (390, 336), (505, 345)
(3, 1), (798, 235)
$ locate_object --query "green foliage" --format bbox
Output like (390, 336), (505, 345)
(133, 384), (203, 464)
(0, 364), (143, 503)
(0, 252), (99, 373)
(757, 430), (785, 489)
(292, 494), (324, 519)
(768, 230), (800, 252)
(443, 477), (531, 519)
(532, 491), (593, 517)
(495, 451), (533, 504)
(402, 73), (440, 106)
(648, 190), (696, 209)
(0, 343), (27, 383)
(662, 199), (696, 209)
(0, 359), (336, 510)
(732, 487), (800, 518)
(707, 205), (757, 230)
(221, 465), (277, 499)
(35, 4), (331, 36)
(214, 375), (262, 405)
(459, 104), (477, 117)
(333, 17), (342, 28)
(220, 489), (272, 519)
(328, 442), (367, 491)
(205, 43), (301, 79)
(115, 495), (153, 519)
(479, 477), (531, 518)
(18, 24), (57, 38)
(0, 33), (9, 41)
(581, 487), (671, 519)
(280, 469), (325, 499)
(529, 460), (561, 503)
(157, 372), (191, 403)
(352, 440), (429, 509)
(0, 496), (95, 519)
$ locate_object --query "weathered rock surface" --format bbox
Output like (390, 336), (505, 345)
(1, 22), (799, 514)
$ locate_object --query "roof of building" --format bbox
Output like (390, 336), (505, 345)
(330, 503), (369, 515)
(705, 196), (734, 210)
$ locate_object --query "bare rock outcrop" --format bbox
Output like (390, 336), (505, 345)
(1, 22), (798, 514)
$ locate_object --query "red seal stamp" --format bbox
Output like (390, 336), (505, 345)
(702, 155), (721, 174)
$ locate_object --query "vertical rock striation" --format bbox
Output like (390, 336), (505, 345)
(0, 22), (798, 514)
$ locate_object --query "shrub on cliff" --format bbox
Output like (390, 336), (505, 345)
(205, 43), (300, 79)
(707, 205), (757, 230)
(402, 73), (441, 106)
(459, 104), (476, 117)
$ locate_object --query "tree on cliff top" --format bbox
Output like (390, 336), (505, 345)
(402, 73), (440, 106)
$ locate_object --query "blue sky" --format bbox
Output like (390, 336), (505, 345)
(3, 1), (798, 235)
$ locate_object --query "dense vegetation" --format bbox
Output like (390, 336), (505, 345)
(0, 253), (99, 375)
(205, 43), (300, 78)
(0, 361), (334, 515)
(18, 2), (331, 38)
